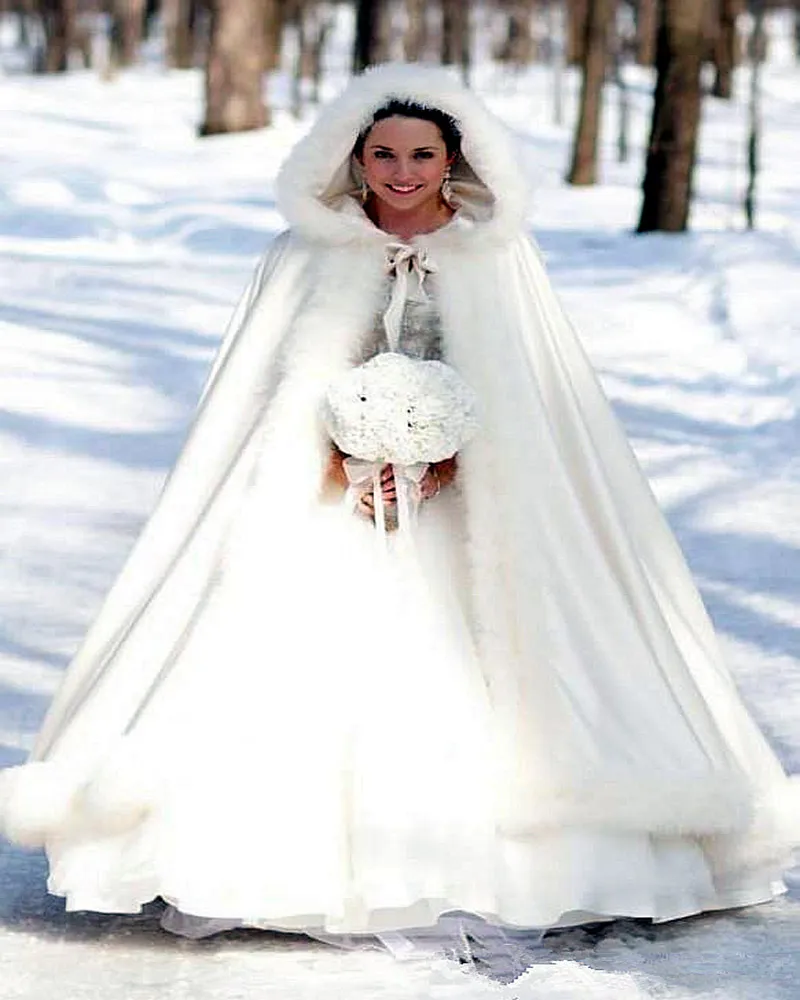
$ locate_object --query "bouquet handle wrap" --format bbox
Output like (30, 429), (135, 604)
(343, 458), (429, 546)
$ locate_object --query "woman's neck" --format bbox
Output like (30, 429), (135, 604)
(367, 198), (455, 242)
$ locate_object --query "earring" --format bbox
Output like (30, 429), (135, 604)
(441, 165), (454, 206)
(361, 179), (369, 203)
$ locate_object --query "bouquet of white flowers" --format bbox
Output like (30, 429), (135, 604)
(324, 352), (478, 537)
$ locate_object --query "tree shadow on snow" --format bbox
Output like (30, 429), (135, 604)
(603, 389), (800, 771)
(522, 902), (800, 1000)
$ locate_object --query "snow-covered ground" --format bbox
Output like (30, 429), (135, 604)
(1, 11), (799, 999)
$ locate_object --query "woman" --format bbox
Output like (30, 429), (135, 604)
(1, 64), (796, 941)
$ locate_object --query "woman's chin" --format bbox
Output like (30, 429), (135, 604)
(376, 194), (439, 217)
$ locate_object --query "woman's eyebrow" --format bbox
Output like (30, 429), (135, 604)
(368, 143), (438, 152)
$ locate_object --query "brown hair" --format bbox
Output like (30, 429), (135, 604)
(353, 100), (462, 160)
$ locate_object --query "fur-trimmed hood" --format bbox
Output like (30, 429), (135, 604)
(276, 63), (530, 246)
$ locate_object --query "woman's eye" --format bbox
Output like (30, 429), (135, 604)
(414, 151), (435, 159)
(373, 150), (393, 159)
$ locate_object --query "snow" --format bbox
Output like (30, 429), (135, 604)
(1, 11), (799, 999)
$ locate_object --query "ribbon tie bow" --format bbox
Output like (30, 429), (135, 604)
(382, 242), (438, 351)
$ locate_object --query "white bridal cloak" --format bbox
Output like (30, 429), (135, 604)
(1, 64), (797, 935)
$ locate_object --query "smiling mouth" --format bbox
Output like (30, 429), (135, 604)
(386, 184), (423, 194)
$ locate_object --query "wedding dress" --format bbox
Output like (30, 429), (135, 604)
(1, 64), (796, 941)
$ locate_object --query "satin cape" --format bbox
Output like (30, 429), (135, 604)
(1, 64), (796, 904)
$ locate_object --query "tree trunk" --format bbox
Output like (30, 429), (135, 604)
(441, 0), (470, 81)
(262, 0), (283, 72)
(613, 13), (630, 161)
(744, 0), (765, 229)
(746, 3), (767, 63)
(375, 0), (394, 62)
(109, 0), (146, 67)
(200, 0), (269, 136)
(496, 0), (538, 66)
(307, 4), (332, 102)
(794, 0), (800, 61)
(16, 0), (35, 52)
(143, 0), (158, 38)
(38, 0), (76, 72)
(163, 0), (196, 68)
(404, 0), (427, 60)
(635, 0), (657, 65)
(290, 0), (330, 114)
(711, 0), (742, 99)
(637, 0), (708, 233)
(290, 0), (307, 118)
(548, 0), (565, 124)
(353, 0), (391, 71)
(566, 0), (588, 65)
(353, 0), (392, 71)
(566, 0), (615, 186)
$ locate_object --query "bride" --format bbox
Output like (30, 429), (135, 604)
(1, 64), (796, 942)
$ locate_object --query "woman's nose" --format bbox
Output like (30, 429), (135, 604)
(391, 158), (416, 179)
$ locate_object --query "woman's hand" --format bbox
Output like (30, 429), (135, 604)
(359, 456), (458, 512)
(325, 445), (349, 494)
(419, 466), (440, 501)
(358, 465), (396, 514)
(423, 455), (457, 498)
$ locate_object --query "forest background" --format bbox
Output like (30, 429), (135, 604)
(4, 0), (800, 233)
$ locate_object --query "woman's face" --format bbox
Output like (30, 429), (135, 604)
(360, 116), (452, 217)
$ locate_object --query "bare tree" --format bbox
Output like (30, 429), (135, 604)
(108, 0), (146, 67)
(711, 0), (743, 99)
(744, 0), (765, 229)
(566, 0), (588, 64)
(13, 0), (36, 54)
(566, 0), (615, 185)
(290, 0), (333, 115)
(496, 0), (539, 66)
(163, 0), (197, 68)
(37, 0), (76, 71)
(635, 0), (657, 64)
(263, 0), (284, 71)
(794, 0), (800, 60)
(307, 4), (334, 103)
(548, 0), (566, 125)
(441, 0), (471, 81)
(613, 7), (630, 161)
(353, 0), (392, 71)
(200, 0), (269, 135)
(404, 0), (428, 60)
(637, 0), (709, 233)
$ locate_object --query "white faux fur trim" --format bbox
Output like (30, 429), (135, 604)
(0, 762), (78, 848)
(276, 63), (530, 246)
(0, 751), (157, 848)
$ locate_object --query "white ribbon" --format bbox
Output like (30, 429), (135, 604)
(382, 242), (438, 351)
(343, 457), (428, 548)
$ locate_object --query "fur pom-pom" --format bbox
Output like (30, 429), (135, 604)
(0, 761), (79, 848)
(0, 743), (159, 847)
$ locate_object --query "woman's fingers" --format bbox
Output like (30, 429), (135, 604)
(360, 489), (396, 506)
(359, 465), (398, 508)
